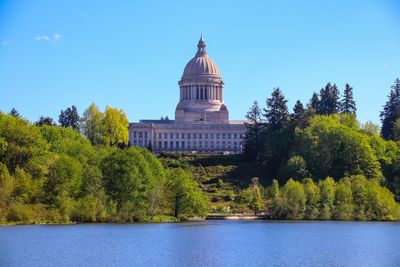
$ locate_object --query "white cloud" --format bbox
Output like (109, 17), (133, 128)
(53, 33), (63, 43)
(35, 35), (50, 41)
(0, 40), (12, 46)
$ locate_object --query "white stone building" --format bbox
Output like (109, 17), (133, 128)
(129, 36), (246, 154)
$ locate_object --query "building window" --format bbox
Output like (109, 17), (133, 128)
(139, 132), (143, 138)
(176, 133), (179, 139)
(217, 133), (220, 139)
(164, 141), (168, 148)
(234, 133), (237, 139)
(134, 131), (137, 138)
(228, 134), (231, 139)
(194, 133), (197, 139)
(222, 133), (225, 139)
(210, 133), (214, 139)
(205, 133), (208, 139)
(188, 133), (191, 139)
(170, 141), (173, 148)
(170, 133), (173, 139)
(145, 132), (148, 138)
(181, 133), (185, 139)
(181, 141), (185, 148)
(158, 141), (162, 148)
(164, 133), (168, 139)
(199, 133), (202, 139)
(159, 133), (162, 139)
(176, 141), (179, 148)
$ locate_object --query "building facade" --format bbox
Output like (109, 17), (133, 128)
(129, 36), (246, 153)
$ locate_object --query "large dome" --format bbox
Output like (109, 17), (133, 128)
(182, 36), (221, 78)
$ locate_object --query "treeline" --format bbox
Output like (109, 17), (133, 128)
(0, 108), (208, 224)
(243, 79), (400, 202)
(239, 176), (400, 220)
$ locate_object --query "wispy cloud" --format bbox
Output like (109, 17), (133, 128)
(34, 33), (63, 43)
(35, 35), (50, 41)
(0, 40), (12, 46)
(53, 33), (63, 43)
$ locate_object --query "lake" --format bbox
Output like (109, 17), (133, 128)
(1, 220), (400, 267)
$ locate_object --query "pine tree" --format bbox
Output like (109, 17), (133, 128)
(244, 101), (263, 160)
(319, 83), (340, 115)
(263, 88), (290, 130)
(308, 92), (320, 112)
(9, 108), (20, 118)
(59, 105), (80, 131)
(340, 83), (357, 114)
(293, 100), (305, 116)
(380, 79), (400, 140)
(35, 116), (57, 126)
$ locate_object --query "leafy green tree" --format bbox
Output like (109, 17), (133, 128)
(266, 179), (283, 219)
(103, 106), (129, 147)
(284, 156), (310, 181)
(0, 163), (13, 221)
(35, 116), (57, 126)
(391, 118), (400, 141)
(318, 83), (340, 115)
(360, 121), (380, 136)
(340, 83), (356, 115)
(81, 103), (105, 145)
(319, 177), (335, 219)
(303, 178), (320, 220)
(59, 105), (80, 132)
(167, 168), (208, 219)
(333, 178), (354, 220)
(244, 101), (263, 160)
(242, 177), (264, 215)
(365, 179), (400, 220)
(380, 78), (400, 140)
(295, 115), (382, 180)
(280, 179), (306, 219)
(0, 113), (47, 171)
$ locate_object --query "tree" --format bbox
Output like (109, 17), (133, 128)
(266, 179), (283, 219)
(333, 178), (354, 220)
(59, 105), (80, 131)
(263, 88), (290, 130)
(308, 92), (320, 112)
(380, 79), (400, 140)
(9, 108), (20, 118)
(391, 119), (400, 141)
(103, 106), (129, 147)
(280, 179), (306, 219)
(242, 177), (264, 215)
(318, 83), (340, 115)
(0, 163), (13, 221)
(293, 100), (305, 117)
(167, 168), (208, 219)
(81, 103), (105, 145)
(284, 156), (310, 181)
(35, 116), (57, 126)
(318, 177), (335, 220)
(243, 101), (263, 160)
(340, 83), (356, 115)
(303, 178), (320, 220)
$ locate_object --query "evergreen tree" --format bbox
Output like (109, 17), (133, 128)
(35, 116), (57, 126)
(318, 83), (340, 115)
(340, 83), (357, 114)
(9, 108), (20, 118)
(263, 88), (290, 130)
(380, 79), (400, 140)
(308, 92), (320, 112)
(293, 100), (305, 116)
(244, 101), (263, 160)
(59, 105), (80, 131)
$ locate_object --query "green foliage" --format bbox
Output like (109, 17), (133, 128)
(167, 168), (208, 219)
(265, 175), (400, 221)
(295, 115), (382, 180)
(241, 177), (264, 215)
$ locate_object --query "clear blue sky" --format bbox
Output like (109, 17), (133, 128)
(0, 0), (399, 124)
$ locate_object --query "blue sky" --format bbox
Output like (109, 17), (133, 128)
(0, 0), (399, 124)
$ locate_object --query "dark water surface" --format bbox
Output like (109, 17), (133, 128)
(1, 220), (400, 267)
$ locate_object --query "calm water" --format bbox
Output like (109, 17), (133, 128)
(1, 220), (400, 267)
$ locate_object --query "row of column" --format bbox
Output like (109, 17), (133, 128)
(180, 85), (223, 101)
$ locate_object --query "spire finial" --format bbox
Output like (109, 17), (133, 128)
(196, 34), (206, 56)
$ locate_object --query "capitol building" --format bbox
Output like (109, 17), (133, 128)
(129, 36), (246, 153)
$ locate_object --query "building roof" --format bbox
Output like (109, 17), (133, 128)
(181, 36), (221, 79)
